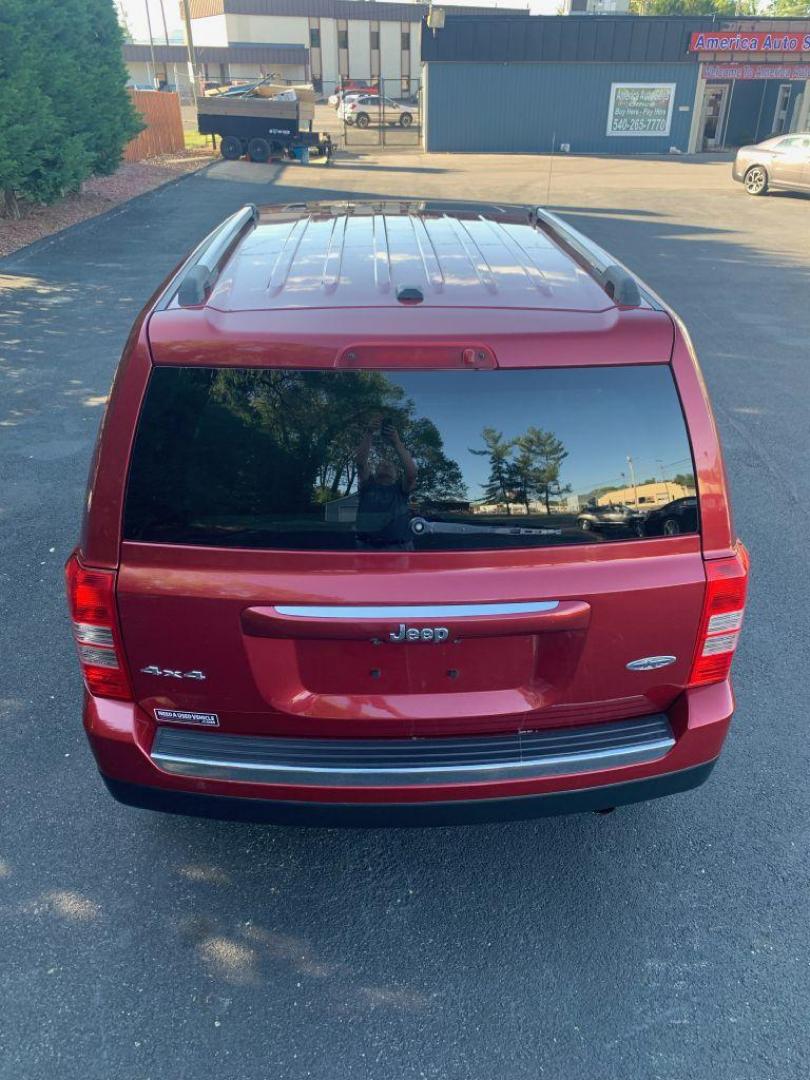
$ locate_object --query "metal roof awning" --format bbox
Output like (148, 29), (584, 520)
(122, 43), (309, 66)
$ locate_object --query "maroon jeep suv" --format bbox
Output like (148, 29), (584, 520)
(66, 201), (748, 824)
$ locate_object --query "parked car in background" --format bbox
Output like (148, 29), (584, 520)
(638, 497), (698, 537)
(732, 133), (810, 196)
(339, 94), (414, 128)
(577, 503), (643, 534)
(328, 80), (378, 107)
(66, 201), (748, 825)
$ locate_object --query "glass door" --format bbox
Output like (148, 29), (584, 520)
(701, 84), (730, 150)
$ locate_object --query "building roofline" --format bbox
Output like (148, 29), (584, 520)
(187, 0), (526, 23)
(421, 13), (810, 65)
(123, 42), (309, 65)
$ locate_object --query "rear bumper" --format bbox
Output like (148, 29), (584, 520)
(84, 681), (734, 824)
(103, 760), (716, 826)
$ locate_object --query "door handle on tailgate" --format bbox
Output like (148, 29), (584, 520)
(241, 600), (591, 640)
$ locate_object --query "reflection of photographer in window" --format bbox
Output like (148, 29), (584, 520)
(355, 418), (417, 550)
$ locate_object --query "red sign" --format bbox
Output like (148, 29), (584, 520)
(689, 30), (810, 54)
(704, 62), (810, 80)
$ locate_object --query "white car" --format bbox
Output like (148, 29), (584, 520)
(339, 94), (414, 128)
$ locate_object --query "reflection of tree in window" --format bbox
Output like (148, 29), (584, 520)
(128, 370), (468, 533)
(672, 472), (695, 491)
(124, 365), (697, 551)
(514, 427), (570, 514)
(311, 384), (466, 506)
(470, 425), (569, 516)
(470, 428), (515, 515)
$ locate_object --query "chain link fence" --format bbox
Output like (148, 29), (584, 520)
(316, 77), (422, 149)
(167, 71), (422, 151)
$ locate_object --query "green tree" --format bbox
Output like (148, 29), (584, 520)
(672, 472), (696, 490)
(514, 427), (571, 513)
(405, 417), (467, 504)
(470, 428), (517, 514)
(0, 0), (141, 216)
(629, 0), (757, 13)
(768, 0), (810, 13)
(204, 369), (468, 513)
(313, 406), (466, 504)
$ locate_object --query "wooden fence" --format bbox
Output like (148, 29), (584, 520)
(124, 90), (185, 161)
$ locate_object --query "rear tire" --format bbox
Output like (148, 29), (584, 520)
(662, 518), (680, 536)
(247, 137), (271, 163)
(220, 135), (242, 161)
(356, 113), (370, 129)
(399, 113), (413, 128)
(744, 165), (768, 195)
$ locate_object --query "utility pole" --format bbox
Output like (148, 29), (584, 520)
(144, 0), (158, 88)
(157, 0), (170, 45)
(180, 0), (198, 108)
(657, 458), (672, 501)
(626, 454), (638, 508)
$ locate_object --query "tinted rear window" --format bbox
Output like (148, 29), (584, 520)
(124, 366), (698, 551)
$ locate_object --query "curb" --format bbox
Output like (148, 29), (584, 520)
(0, 159), (218, 269)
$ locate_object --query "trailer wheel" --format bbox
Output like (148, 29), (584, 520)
(220, 135), (242, 161)
(248, 137), (271, 163)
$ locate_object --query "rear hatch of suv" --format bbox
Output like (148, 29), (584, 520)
(116, 359), (706, 739)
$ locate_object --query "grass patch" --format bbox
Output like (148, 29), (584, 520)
(184, 128), (217, 151)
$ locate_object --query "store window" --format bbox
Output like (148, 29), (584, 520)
(310, 28), (320, 48)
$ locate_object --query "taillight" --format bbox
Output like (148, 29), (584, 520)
(688, 546), (749, 687)
(65, 553), (132, 700)
(349, 102), (356, 110)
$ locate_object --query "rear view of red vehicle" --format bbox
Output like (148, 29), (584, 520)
(66, 201), (748, 824)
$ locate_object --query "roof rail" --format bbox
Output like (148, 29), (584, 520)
(157, 204), (259, 310)
(530, 207), (653, 310)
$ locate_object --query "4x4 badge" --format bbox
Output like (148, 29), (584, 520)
(140, 665), (207, 680)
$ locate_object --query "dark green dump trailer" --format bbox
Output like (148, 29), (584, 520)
(198, 93), (333, 164)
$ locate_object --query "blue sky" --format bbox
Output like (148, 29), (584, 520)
(391, 368), (693, 499)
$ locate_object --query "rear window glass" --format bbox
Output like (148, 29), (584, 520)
(124, 366), (698, 551)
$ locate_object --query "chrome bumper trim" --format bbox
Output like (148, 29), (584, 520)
(151, 715), (675, 788)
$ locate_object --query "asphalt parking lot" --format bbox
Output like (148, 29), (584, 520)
(1, 151), (808, 1080)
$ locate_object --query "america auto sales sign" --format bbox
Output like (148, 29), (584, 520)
(689, 31), (810, 53)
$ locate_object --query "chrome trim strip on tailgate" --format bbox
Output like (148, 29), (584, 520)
(151, 715), (675, 788)
(274, 601), (560, 619)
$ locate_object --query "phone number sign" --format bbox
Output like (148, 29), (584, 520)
(606, 83), (676, 137)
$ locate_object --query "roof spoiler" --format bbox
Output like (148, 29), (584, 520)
(530, 207), (647, 310)
(156, 204), (259, 310)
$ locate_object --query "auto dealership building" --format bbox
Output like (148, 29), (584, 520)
(421, 15), (810, 155)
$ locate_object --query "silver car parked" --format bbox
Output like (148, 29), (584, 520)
(732, 133), (810, 196)
(339, 94), (414, 129)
